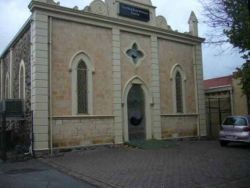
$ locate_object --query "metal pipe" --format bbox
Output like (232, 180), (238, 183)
(31, 110), (35, 158)
(48, 17), (53, 155)
(193, 46), (200, 138)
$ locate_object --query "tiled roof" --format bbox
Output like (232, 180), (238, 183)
(204, 75), (233, 90)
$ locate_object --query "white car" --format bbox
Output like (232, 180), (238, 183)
(219, 116), (250, 146)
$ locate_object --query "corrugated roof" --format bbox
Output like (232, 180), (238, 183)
(204, 75), (233, 90)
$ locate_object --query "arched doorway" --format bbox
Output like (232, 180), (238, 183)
(127, 84), (146, 141)
(122, 76), (153, 142)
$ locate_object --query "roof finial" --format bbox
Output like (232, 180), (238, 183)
(188, 11), (198, 36)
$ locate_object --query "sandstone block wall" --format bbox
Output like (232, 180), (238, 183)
(158, 39), (197, 114)
(51, 19), (113, 116)
(52, 117), (114, 148)
(232, 78), (248, 115)
(120, 31), (152, 89)
(161, 115), (198, 139)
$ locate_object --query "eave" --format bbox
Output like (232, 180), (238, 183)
(0, 17), (31, 59)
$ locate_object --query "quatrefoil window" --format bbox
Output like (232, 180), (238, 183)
(126, 43), (144, 65)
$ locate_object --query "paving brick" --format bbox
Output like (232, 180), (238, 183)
(43, 141), (250, 188)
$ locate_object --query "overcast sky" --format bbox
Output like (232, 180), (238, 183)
(0, 0), (244, 79)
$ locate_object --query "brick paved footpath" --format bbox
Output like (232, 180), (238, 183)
(42, 141), (250, 188)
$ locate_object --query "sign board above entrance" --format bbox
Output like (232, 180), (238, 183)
(119, 3), (150, 22)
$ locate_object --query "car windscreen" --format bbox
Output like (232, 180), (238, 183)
(223, 117), (247, 126)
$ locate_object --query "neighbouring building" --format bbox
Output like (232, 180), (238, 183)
(204, 75), (248, 138)
(0, 0), (206, 153)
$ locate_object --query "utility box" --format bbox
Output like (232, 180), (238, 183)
(0, 99), (25, 120)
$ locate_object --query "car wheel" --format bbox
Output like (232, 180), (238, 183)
(220, 141), (228, 147)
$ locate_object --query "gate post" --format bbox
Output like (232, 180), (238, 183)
(218, 98), (222, 125)
(208, 98), (212, 138)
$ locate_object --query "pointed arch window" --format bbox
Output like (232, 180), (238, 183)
(170, 64), (186, 114)
(175, 71), (183, 113)
(70, 51), (94, 115)
(5, 74), (9, 99)
(19, 61), (26, 99)
(77, 60), (88, 114)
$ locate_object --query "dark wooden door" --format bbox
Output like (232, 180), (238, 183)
(127, 84), (145, 141)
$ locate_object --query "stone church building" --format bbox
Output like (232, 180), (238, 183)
(0, 0), (206, 152)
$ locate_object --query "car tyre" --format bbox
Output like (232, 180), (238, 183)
(220, 140), (228, 147)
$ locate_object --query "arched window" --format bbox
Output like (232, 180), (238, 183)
(170, 64), (186, 114)
(175, 71), (183, 113)
(70, 51), (94, 115)
(19, 61), (26, 99)
(77, 60), (88, 114)
(5, 74), (9, 99)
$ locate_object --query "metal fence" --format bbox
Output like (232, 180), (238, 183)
(206, 97), (232, 139)
(0, 100), (31, 161)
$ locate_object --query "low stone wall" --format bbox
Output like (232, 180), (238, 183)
(161, 115), (198, 139)
(52, 116), (114, 148)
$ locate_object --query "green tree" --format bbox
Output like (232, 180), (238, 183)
(201, 0), (250, 58)
(235, 61), (250, 114)
(201, 0), (250, 113)
(224, 0), (250, 59)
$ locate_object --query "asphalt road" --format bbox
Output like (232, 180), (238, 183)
(0, 159), (96, 188)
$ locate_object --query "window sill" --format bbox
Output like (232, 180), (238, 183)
(52, 115), (114, 119)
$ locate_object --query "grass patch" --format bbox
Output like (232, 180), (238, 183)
(125, 139), (177, 150)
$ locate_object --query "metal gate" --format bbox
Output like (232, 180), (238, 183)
(206, 97), (232, 139)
